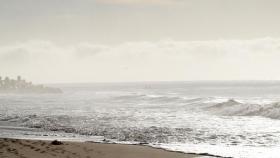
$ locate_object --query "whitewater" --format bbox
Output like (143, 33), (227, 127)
(1, 81), (280, 158)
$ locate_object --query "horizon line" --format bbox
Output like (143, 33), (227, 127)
(43, 80), (280, 85)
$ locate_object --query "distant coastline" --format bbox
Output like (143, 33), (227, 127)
(0, 76), (62, 93)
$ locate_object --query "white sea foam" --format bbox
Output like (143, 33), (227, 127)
(151, 143), (280, 158)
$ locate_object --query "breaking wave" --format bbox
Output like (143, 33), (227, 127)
(0, 114), (199, 143)
(207, 99), (280, 119)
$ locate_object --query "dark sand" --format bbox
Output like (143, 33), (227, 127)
(0, 138), (198, 158)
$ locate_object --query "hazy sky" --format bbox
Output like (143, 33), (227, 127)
(1, 0), (280, 83)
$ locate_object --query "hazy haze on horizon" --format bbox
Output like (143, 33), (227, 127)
(1, 0), (280, 83)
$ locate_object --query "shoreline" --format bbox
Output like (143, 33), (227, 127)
(0, 138), (201, 158)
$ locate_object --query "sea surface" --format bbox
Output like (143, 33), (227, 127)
(1, 81), (280, 158)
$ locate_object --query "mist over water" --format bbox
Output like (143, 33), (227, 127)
(1, 81), (280, 158)
(2, 38), (280, 83)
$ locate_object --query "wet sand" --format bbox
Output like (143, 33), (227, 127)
(0, 138), (198, 158)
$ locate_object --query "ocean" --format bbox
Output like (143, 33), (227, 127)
(1, 81), (280, 158)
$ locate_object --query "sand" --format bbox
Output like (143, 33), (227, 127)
(0, 138), (198, 158)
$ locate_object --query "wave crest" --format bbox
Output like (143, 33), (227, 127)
(207, 99), (280, 119)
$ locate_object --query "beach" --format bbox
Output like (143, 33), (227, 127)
(0, 138), (198, 158)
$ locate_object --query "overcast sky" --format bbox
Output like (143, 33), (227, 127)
(1, 0), (280, 83)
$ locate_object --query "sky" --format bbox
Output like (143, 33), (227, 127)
(1, 0), (280, 83)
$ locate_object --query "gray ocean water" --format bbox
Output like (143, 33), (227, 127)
(1, 81), (280, 158)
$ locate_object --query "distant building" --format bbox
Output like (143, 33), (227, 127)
(0, 76), (2, 87)
(17, 76), (21, 81)
(0, 76), (62, 93)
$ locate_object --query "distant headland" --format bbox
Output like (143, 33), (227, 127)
(0, 76), (62, 93)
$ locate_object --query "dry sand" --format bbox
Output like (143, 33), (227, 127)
(0, 138), (198, 158)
